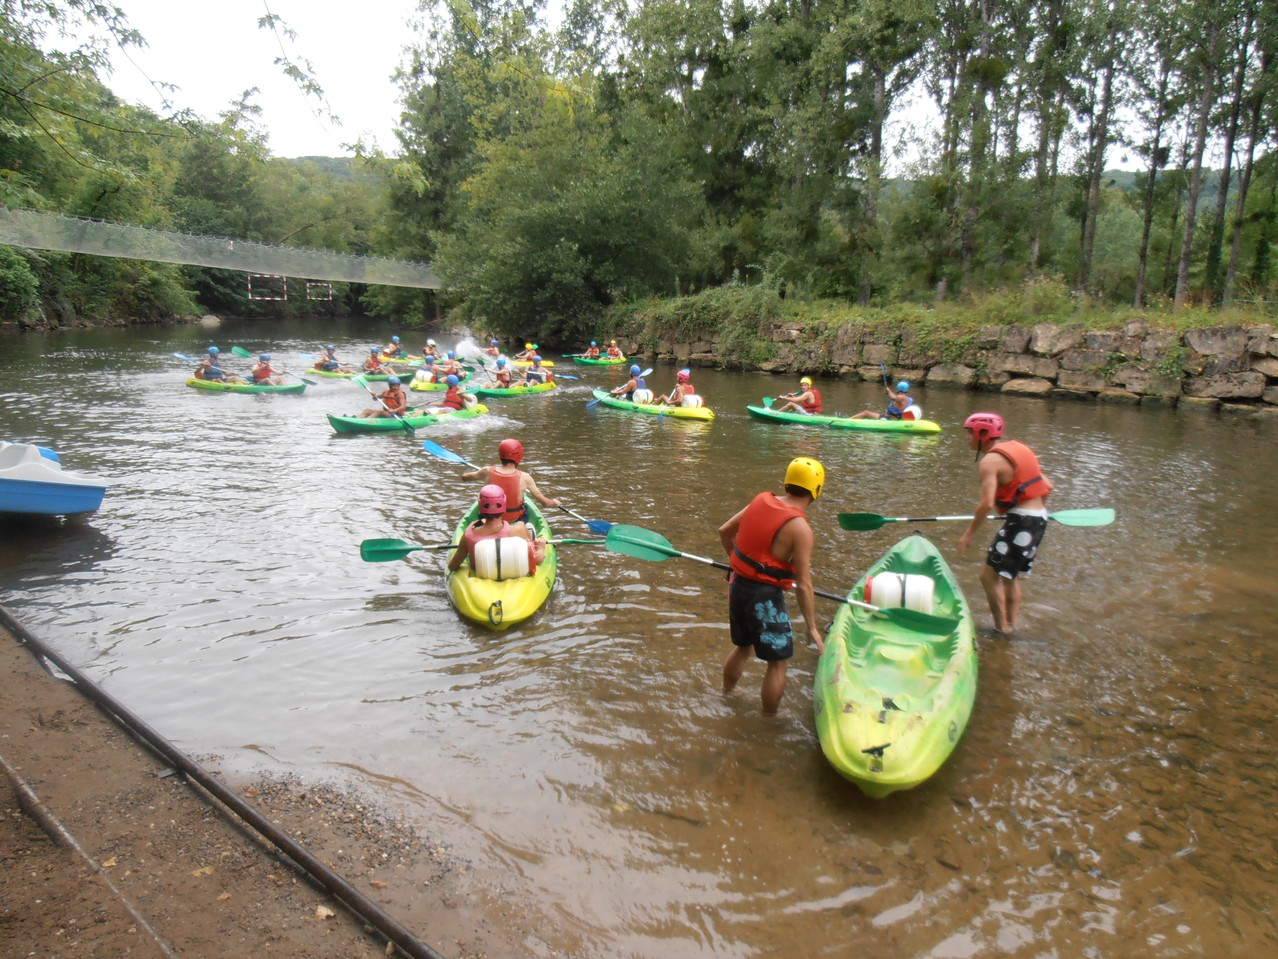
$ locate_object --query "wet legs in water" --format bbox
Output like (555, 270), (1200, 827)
(723, 647), (789, 714)
(979, 564), (1021, 635)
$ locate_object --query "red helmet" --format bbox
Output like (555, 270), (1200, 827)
(676, 369), (690, 382)
(478, 484), (507, 517)
(498, 438), (523, 464)
(963, 412), (1004, 439)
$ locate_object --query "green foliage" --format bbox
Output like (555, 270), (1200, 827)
(0, 246), (39, 320)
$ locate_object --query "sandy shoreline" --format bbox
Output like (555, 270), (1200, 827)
(0, 617), (522, 958)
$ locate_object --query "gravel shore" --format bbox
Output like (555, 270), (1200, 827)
(0, 620), (514, 958)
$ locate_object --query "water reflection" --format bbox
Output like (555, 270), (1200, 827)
(1, 319), (1276, 957)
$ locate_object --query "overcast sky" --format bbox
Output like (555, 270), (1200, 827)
(91, 0), (419, 157)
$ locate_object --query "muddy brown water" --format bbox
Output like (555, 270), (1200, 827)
(2, 319), (1276, 958)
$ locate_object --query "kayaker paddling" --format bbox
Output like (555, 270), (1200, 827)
(448, 484), (547, 575)
(522, 355), (552, 385)
(382, 335), (406, 359)
(719, 457), (826, 714)
(460, 439), (562, 540)
(582, 341), (601, 359)
(493, 358), (514, 387)
(314, 344), (355, 373)
(249, 353), (285, 386)
(851, 380), (916, 420)
(363, 348), (393, 374)
(194, 346), (244, 384)
(484, 338), (501, 359)
(515, 342), (538, 362)
(611, 365), (647, 402)
(772, 376), (821, 414)
(606, 340), (623, 358)
(423, 374), (467, 411)
(957, 412), (1054, 636)
(359, 376), (407, 418)
(654, 368), (699, 407)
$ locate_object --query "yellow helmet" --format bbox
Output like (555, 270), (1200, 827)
(800, 376), (813, 386)
(610, 339), (617, 345)
(784, 457), (824, 500)
(525, 342), (533, 349)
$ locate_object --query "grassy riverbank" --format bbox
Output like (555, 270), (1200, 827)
(600, 276), (1274, 373)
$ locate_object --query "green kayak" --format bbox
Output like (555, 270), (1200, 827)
(308, 368), (391, 381)
(408, 370), (473, 392)
(589, 389), (715, 421)
(747, 399), (941, 434)
(471, 381), (557, 399)
(326, 403), (489, 434)
(813, 534), (976, 798)
(572, 355), (628, 365)
(185, 377), (306, 395)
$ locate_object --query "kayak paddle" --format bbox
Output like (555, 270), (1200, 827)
(837, 508), (1116, 531)
(230, 345), (315, 384)
(557, 505), (612, 535)
(421, 440), (480, 468)
(586, 369), (654, 408)
(352, 374), (415, 434)
(360, 536), (605, 562)
(604, 524), (961, 635)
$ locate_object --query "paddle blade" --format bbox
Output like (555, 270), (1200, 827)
(605, 524), (680, 562)
(298, 353), (314, 362)
(1050, 508), (1115, 527)
(586, 519), (613, 534)
(422, 440), (470, 466)
(837, 513), (891, 531)
(359, 538), (425, 562)
(585, 397), (602, 409)
(352, 374), (370, 390)
(231, 345), (253, 358)
(173, 352), (197, 364)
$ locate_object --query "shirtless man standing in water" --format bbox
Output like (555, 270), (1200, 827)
(957, 412), (1054, 636)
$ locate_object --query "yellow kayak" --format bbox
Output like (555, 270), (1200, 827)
(446, 498), (557, 629)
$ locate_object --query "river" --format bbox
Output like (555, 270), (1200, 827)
(2, 317), (1276, 958)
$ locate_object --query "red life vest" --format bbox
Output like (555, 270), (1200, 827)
(440, 386), (465, 410)
(989, 441), (1053, 511)
(683, 384), (695, 395)
(802, 389), (822, 414)
(490, 468), (526, 522)
(382, 387), (407, 414)
(729, 492), (805, 588)
(495, 369), (512, 386)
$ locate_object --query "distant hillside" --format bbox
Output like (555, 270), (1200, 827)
(285, 156), (356, 180)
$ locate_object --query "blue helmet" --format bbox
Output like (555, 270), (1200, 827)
(590, 340), (597, 346)
(392, 336), (400, 342)
(369, 347), (379, 354)
(423, 355), (435, 364)
(532, 355), (542, 363)
(259, 353), (270, 362)
(446, 374), (459, 386)
(447, 350), (455, 359)
(207, 346), (219, 355)
(388, 376), (401, 385)
(496, 358), (507, 368)
(490, 339), (498, 346)
(897, 380), (910, 392)
(325, 344), (336, 351)
(630, 364), (641, 375)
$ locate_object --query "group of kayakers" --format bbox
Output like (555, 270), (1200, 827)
(609, 365), (704, 408)
(772, 374), (921, 421)
(191, 346), (287, 385)
(578, 340), (625, 359)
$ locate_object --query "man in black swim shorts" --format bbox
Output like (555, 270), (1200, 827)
(719, 458), (826, 714)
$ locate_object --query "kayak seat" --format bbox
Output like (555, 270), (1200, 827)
(472, 536), (536, 580)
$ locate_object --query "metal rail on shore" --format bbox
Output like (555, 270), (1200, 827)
(0, 603), (447, 959)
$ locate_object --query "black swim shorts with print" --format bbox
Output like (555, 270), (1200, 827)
(728, 575), (795, 662)
(986, 510), (1049, 579)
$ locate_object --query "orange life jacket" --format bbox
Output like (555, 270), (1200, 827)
(729, 492), (804, 588)
(490, 468), (526, 522)
(802, 389), (822, 414)
(439, 386), (465, 410)
(989, 441), (1053, 511)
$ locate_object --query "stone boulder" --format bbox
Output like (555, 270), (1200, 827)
(1056, 370), (1108, 392)
(926, 363), (977, 387)
(1097, 389), (1141, 405)
(1000, 325), (1031, 353)
(1182, 371), (1267, 399)
(1109, 365), (1182, 396)
(1184, 325), (1249, 356)
(862, 343), (895, 366)
(1029, 323), (1082, 356)
(975, 326), (1003, 349)
(1002, 377), (1055, 396)
(1058, 349), (1111, 372)
(996, 353), (1060, 378)
(1252, 357), (1278, 378)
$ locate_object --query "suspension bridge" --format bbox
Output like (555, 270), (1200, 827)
(0, 207), (439, 290)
